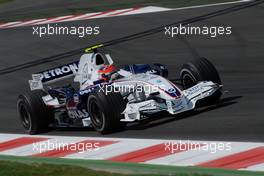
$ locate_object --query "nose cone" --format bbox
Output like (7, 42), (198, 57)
(146, 75), (182, 98)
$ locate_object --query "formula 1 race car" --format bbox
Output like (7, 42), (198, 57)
(17, 51), (222, 134)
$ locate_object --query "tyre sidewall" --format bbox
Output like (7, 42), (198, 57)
(180, 63), (202, 88)
(17, 95), (35, 133)
(87, 94), (106, 132)
(87, 87), (126, 134)
(17, 90), (53, 134)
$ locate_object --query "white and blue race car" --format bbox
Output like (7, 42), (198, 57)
(17, 51), (222, 134)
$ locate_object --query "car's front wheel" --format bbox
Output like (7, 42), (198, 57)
(180, 57), (222, 105)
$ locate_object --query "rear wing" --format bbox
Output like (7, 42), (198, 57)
(28, 52), (114, 91)
(29, 61), (79, 90)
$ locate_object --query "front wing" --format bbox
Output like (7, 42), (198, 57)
(121, 81), (221, 122)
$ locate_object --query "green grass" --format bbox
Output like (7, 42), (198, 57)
(0, 0), (234, 22)
(0, 161), (145, 176)
(0, 155), (263, 176)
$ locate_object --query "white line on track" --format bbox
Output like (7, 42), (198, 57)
(170, 0), (253, 11)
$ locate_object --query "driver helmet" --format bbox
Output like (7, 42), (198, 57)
(98, 64), (117, 81)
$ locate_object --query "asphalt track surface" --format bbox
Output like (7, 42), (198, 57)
(0, 3), (263, 142)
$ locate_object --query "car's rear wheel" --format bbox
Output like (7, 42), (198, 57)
(87, 86), (127, 134)
(180, 57), (222, 104)
(17, 90), (54, 134)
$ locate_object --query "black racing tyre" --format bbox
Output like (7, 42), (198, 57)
(17, 90), (54, 135)
(180, 57), (221, 89)
(180, 57), (222, 104)
(87, 86), (127, 134)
